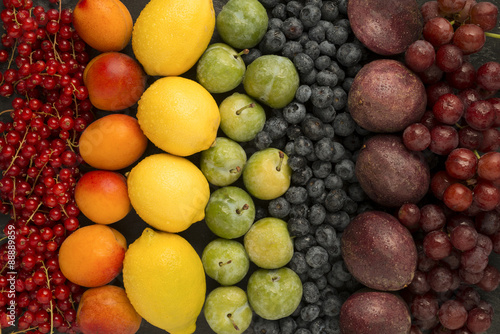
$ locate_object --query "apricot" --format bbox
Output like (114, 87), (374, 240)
(59, 224), (127, 287)
(73, 0), (133, 52)
(77, 285), (142, 334)
(79, 114), (148, 170)
(75, 170), (131, 225)
(83, 52), (147, 111)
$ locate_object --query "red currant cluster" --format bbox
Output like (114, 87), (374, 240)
(0, 0), (93, 332)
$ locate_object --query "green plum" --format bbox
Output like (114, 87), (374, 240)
(196, 43), (247, 94)
(205, 186), (255, 239)
(216, 0), (268, 49)
(244, 217), (293, 269)
(243, 55), (299, 109)
(200, 137), (247, 187)
(202, 238), (250, 286)
(204, 286), (253, 334)
(243, 148), (292, 200)
(247, 267), (303, 320)
(219, 93), (266, 142)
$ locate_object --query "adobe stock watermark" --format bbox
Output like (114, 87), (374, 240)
(6, 223), (17, 326)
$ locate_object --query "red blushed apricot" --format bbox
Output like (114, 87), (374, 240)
(73, 0), (133, 52)
(59, 225), (127, 288)
(75, 170), (131, 225)
(83, 52), (147, 111)
(77, 285), (142, 334)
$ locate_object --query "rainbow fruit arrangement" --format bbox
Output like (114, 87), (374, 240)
(0, 0), (499, 333)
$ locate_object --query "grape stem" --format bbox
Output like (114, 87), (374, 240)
(485, 32), (500, 39)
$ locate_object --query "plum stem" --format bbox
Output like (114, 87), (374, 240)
(236, 203), (249, 215)
(235, 103), (254, 115)
(229, 166), (242, 174)
(276, 151), (284, 172)
(485, 32), (500, 39)
(218, 260), (232, 267)
(227, 313), (239, 330)
(234, 49), (249, 59)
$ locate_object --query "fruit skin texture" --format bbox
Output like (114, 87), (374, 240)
(76, 285), (142, 334)
(348, 0), (423, 56)
(355, 134), (430, 207)
(78, 114), (148, 170)
(123, 228), (206, 334)
(75, 170), (131, 225)
(341, 211), (418, 291)
(83, 52), (147, 112)
(73, 0), (133, 52)
(348, 59), (427, 133)
(132, 0), (215, 76)
(59, 224), (127, 288)
(127, 153), (210, 233)
(339, 291), (412, 334)
(137, 76), (220, 157)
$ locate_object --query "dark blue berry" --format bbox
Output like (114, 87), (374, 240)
(314, 137), (335, 161)
(290, 203), (310, 218)
(295, 328), (313, 334)
(241, 48), (261, 65)
(315, 224), (339, 256)
(308, 203), (326, 225)
(288, 155), (308, 171)
(259, 0), (281, 9)
(330, 141), (346, 163)
(303, 40), (321, 60)
(305, 245), (329, 268)
(310, 85), (334, 109)
(300, 303), (321, 322)
(285, 186), (308, 205)
(283, 101), (307, 124)
(260, 29), (287, 54)
(284, 141), (295, 156)
(331, 260), (352, 282)
(268, 196), (291, 219)
(342, 76), (354, 92)
(271, 3), (287, 20)
(315, 275), (328, 290)
(287, 125), (303, 141)
(300, 68), (318, 85)
(264, 116), (289, 140)
(253, 316), (280, 334)
(325, 210), (350, 231)
(282, 40), (304, 59)
(312, 105), (336, 123)
(289, 217), (311, 237)
(336, 42), (362, 67)
(327, 61), (345, 82)
(302, 281), (321, 304)
(269, 17), (284, 30)
(342, 133), (363, 152)
(294, 136), (314, 156)
(346, 63), (363, 77)
(311, 160), (332, 178)
(334, 158), (355, 181)
(289, 251), (310, 274)
(324, 188), (346, 212)
(300, 5), (322, 28)
(293, 53), (314, 74)
(306, 178), (325, 198)
(342, 197), (358, 215)
(319, 40), (336, 57)
(334, 18), (351, 33)
(292, 166), (313, 186)
(295, 85), (312, 103)
(314, 55), (331, 70)
(255, 205), (268, 221)
(337, 0), (348, 15)
(326, 25), (348, 45)
(321, 1), (339, 21)
(305, 0), (324, 7)
(286, 1), (304, 17)
(308, 25), (326, 43)
(323, 294), (342, 317)
(254, 130), (273, 150)
(282, 17), (304, 40)
(279, 317), (297, 334)
(331, 86), (347, 110)
(301, 116), (325, 141)
(324, 173), (343, 190)
(348, 182), (366, 202)
(316, 70), (338, 87)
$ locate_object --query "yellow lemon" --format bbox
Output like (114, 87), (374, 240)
(123, 228), (206, 334)
(132, 0), (215, 76)
(137, 76), (220, 157)
(127, 153), (210, 233)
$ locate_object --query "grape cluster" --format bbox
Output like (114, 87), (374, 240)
(0, 0), (92, 332)
(243, 0), (373, 332)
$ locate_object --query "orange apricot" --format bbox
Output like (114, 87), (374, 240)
(79, 114), (148, 170)
(73, 0), (133, 52)
(59, 224), (127, 288)
(75, 170), (131, 225)
(77, 285), (142, 334)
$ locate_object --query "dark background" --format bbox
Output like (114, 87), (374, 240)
(1, 0), (500, 333)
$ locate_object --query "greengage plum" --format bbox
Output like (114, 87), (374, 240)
(201, 239), (249, 286)
(219, 93), (266, 142)
(200, 137), (246, 187)
(204, 186), (255, 239)
(243, 55), (299, 109)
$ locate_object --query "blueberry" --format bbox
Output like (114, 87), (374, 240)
(318, 41), (336, 58)
(315, 275), (328, 290)
(271, 3), (287, 20)
(308, 262), (331, 279)
(286, 1), (304, 17)
(326, 25), (348, 45)
(300, 68), (318, 85)
(302, 116), (325, 141)
(291, 202), (310, 219)
(291, 166), (313, 186)
(308, 25), (326, 43)
(346, 63), (363, 78)
(314, 137), (335, 161)
(260, 0), (281, 9)
(303, 40), (321, 60)
(295, 85), (312, 103)
(295, 328), (313, 334)
(334, 18), (351, 33)
(305, 245), (329, 268)
(293, 53), (315, 74)
(288, 217), (311, 237)
(347, 183), (366, 202)
(315, 224), (338, 256)
(333, 112), (356, 137)
(300, 5), (322, 28)
(334, 158), (355, 181)
(337, 0), (348, 15)
(328, 61), (345, 81)
(306, 178), (326, 199)
(312, 105), (336, 123)
(253, 316), (280, 334)
(342, 197), (358, 215)
(284, 141), (295, 156)
(317, 19), (334, 32)
(324, 188), (346, 212)
(342, 76), (354, 92)
(279, 317), (298, 334)
(285, 186), (308, 205)
(332, 260), (352, 281)
(303, 281), (321, 304)
(288, 155), (308, 171)
(355, 124), (371, 136)
(298, 33), (310, 45)
(300, 303), (321, 322)
(314, 55), (331, 70)
(268, 196), (291, 219)
(325, 210), (350, 231)
(269, 17), (284, 30)
(311, 160), (332, 178)
(342, 133), (363, 152)
(336, 42), (362, 67)
(282, 17), (304, 40)
(282, 40), (304, 59)
(255, 205), (268, 221)
(323, 294), (342, 317)
(294, 233), (317, 251)
(294, 136), (314, 156)
(310, 85), (334, 109)
(310, 318), (328, 334)
(324, 173), (343, 190)
(330, 141), (346, 163)
(288, 251), (310, 274)
(260, 29), (287, 54)
(316, 70), (338, 87)
(306, 150), (318, 163)
(264, 116), (289, 140)
(305, 0), (324, 7)
(321, 1), (340, 21)
(241, 48), (262, 66)
(283, 101), (307, 125)
(254, 130), (273, 150)
(331, 86), (347, 111)
(287, 125), (304, 141)
(308, 203), (326, 225)
(324, 316), (341, 333)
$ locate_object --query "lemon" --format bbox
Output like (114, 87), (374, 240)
(132, 0), (215, 76)
(123, 228), (206, 334)
(137, 76), (220, 157)
(127, 153), (210, 233)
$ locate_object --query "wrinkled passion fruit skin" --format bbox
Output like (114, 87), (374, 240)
(348, 0), (423, 56)
(341, 211), (418, 291)
(340, 290), (412, 334)
(355, 134), (430, 207)
(348, 59), (427, 133)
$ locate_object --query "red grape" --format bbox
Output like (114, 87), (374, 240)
(470, 1), (499, 31)
(443, 183), (474, 212)
(433, 93), (465, 125)
(429, 125), (459, 155)
(450, 224), (478, 251)
(445, 62), (476, 90)
(423, 17), (455, 47)
(477, 151), (500, 181)
(452, 24), (486, 55)
(464, 100), (495, 131)
(476, 61), (500, 91)
(445, 148), (477, 180)
(466, 307), (492, 333)
(436, 44), (464, 73)
(424, 230), (453, 260)
(438, 299), (468, 330)
(405, 40), (436, 73)
(438, 0), (467, 13)
(403, 123), (432, 151)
